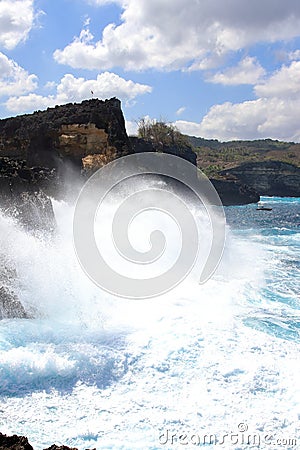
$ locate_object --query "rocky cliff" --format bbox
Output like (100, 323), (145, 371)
(0, 98), (132, 175)
(0, 99), (260, 206)
(210, 178), (260, 206)
(220, 160), (300, 197)
(0, 98), (134, 320)
(0, 99), (261, 319)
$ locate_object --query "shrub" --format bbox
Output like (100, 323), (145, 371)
(137, 118), (190, 149)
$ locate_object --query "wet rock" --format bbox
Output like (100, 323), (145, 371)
(43, 446), (79, 450)
(0, 287), (28, 319)
(0, 433), (34, 450)
(0, 157), (56, 233)
(0, 256), (29, 320)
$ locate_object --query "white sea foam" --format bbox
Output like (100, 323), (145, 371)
(0, 196), (299, 449)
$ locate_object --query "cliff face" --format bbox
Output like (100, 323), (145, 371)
(0, 98), (133, 320)
(130, 136), (259, 204)
(0, 98), (132, 175)
(221, 161), (300, 197)
(210, 178), (260, 206)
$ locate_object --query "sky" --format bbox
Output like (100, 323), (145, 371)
(2, 0), (300, 142)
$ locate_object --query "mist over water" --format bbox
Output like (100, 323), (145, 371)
(0, 189), (299, 449)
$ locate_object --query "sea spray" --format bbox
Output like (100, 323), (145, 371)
(0, 197), (299, 449)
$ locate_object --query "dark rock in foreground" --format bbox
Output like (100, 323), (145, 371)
(0, 433), (86, 450)
(44, 445), (79, 450)
(0, 433), (34, 450)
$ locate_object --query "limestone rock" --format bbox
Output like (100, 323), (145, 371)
(0, 98), (132, 175)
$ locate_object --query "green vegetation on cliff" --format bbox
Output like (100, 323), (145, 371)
(137, 118), (191, 150)
(188, 136), (300, 177)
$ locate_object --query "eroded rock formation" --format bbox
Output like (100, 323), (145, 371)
(0, 98), (132, 178)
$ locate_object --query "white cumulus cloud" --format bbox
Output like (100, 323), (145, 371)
(255, 61), (300, 98)
(176, 106), (186, 116)
(0, 52), (37, 96)
(0, 0), (35, 50)
(54, 0), (300, 71)
(5, 72), (152, 114)
(175, 60), (300, 142)
(208, 57), (266, 85)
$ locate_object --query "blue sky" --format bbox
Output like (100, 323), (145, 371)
(2, 0), (300, 142)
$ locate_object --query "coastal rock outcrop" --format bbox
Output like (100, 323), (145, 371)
(0, 157), (56, 233)
(0, 98), (132, 178)
(0, 433), (92, 450)
(220, 160), (300, 197)
(0, 98), (132, 319)
(0, 99), (260, 206)
(0, 433), (80, 450)
(0, 432), (34, 450)
(130, 136), (259, 205)
(210, 178), (260, 206)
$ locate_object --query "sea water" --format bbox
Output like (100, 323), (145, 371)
(0, 196), (299, 449)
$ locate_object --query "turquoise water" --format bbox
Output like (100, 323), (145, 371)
(0, 197), (299, 449)
(226, 197), (300, 343)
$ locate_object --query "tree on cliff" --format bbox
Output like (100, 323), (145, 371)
(137, 117), (190, 150)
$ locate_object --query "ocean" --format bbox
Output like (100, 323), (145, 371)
(0, 196), (299, 449)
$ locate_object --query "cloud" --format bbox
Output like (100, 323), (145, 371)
(176, 106), (186, 116)
(0, 0), (35, 50)
(54, 0), (300, 71)
(5, 72), (152, 114)
(87, 0), (123, 4)
(207, 57), (266, 85)
(0, 52), (37, 96)
(125, 119), (138, 136)
(175, 60), (300, 142)
(288, 49), (300, 61)
(255, 61), (300, 98)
